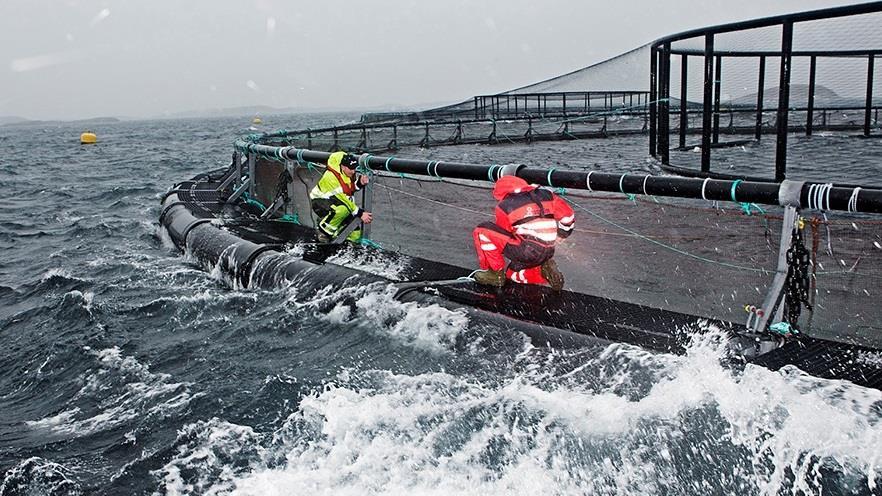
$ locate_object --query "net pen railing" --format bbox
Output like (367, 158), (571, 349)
(650, 2), (882, 182)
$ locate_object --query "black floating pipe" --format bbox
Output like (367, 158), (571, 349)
(713, 55), (723, 144)
(679, 54), (688, 150)
(775, 21), (793, 182)
(659, 43), (671, 165)
(865, 54), (875, 137)
(649, 45), (658, 157)
(233, 142), (882, 214)
(807, 55), (817, 136)
(701, 34), (715, 173)
(756, 56), (766, 140)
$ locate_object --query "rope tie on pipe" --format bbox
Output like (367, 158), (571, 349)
(730, 179), (742, 203)
(848, 187), (861, 213)
(619, 174), (636, 202)
(358, 153), (374, 176)
(384, 156), (395, 173)
(487, 164), (499, 182)
(547, 168), (556, 188)
(642, 175), (649, 196)
(808, 183), (833, 211)
(586, 171), (594, 191)
(701, 177), (711, 201)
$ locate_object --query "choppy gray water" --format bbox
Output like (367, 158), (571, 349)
(1, 115), (880, 495)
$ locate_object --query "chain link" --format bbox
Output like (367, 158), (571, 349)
(784, 222), (813, 326)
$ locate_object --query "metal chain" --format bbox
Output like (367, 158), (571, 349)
(784, 223), (813, 325)
(272, 168), (292, 204)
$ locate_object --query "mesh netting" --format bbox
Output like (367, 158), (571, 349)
(253, 141), (882, 348)
(503, 45), (650, 94)
(361, 174), (882, 347)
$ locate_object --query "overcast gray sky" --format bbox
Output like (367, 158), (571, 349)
(1, 0), (867, 120)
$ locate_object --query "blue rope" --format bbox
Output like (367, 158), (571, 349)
(487, 164), (499, 182)
(358, 154), (373, 175)
(730, 179), (743, 203)
(360, 238), (382, 249)
(385, 156), (395, 173)
(740, 202), (766, 216)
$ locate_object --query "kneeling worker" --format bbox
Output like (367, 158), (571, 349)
(472, 176), (574, 291)
(309, 152), (372, 243)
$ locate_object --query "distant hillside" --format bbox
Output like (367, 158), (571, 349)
(0, 116), (122, 128)
(161, 102), (439, 120)
(162, 105), (294, 119)
(0, 116), (29, 126)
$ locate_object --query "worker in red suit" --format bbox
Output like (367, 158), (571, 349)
(472, 175), (575, 291)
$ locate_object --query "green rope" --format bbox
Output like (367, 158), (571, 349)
(730, 179), (742, 203)
(385, 156), (395, 173)
(360, 238), (382, 249)
(358, 154), (374, 176)
(242, 192), (267, 212)
(619, 174), (636, 202)
(740, 202), (766, 216)
(277, 213), (300, 224)
(487, 164), (499, 182)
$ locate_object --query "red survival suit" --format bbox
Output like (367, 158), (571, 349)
(472, 176), (575, 284)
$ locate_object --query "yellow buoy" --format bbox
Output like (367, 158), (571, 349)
(80, 131), (97, 144)
(252, 117), (262, 125)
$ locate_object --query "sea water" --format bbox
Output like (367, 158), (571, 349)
(1, 116), (880, 495)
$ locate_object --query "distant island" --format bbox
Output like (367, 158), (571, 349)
(0, 116), (122, 128)
(0, 100), (454, 126)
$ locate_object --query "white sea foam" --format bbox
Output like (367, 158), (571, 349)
(163, 324), (881, 495)
(0, 457), (79, 495)
(296, 282), (469, 353)
(62, 289), (94, 312)
(326, 247), (409, 281)
(40, 267), (75, 282)
(156, 224), (178, 251)
(25, 347), (198, 439)
(354, 285), (469, 353)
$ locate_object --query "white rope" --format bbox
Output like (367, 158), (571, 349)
(701, 178), (711, 201)
(811, 183), (833, 211)
(618, 174), (627, 194)
(586, 171), (594, 191)
(848, 187), (861, 213)
(642, 175), (650, 196)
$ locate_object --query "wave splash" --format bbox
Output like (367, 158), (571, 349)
(153, 326), (882, 495)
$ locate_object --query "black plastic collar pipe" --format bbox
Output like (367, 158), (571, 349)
(232, 142), (882, 214)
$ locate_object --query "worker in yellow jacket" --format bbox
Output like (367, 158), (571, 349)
(309, 152), (372, 243)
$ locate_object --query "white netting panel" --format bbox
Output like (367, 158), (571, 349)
(792, 11), (882, 52)
(503, 45), (651, 94)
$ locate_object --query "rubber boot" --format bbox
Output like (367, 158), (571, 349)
(316, 230), (332, 244)
(540, 259), (565, 291)
(473, 269), (505, 287)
